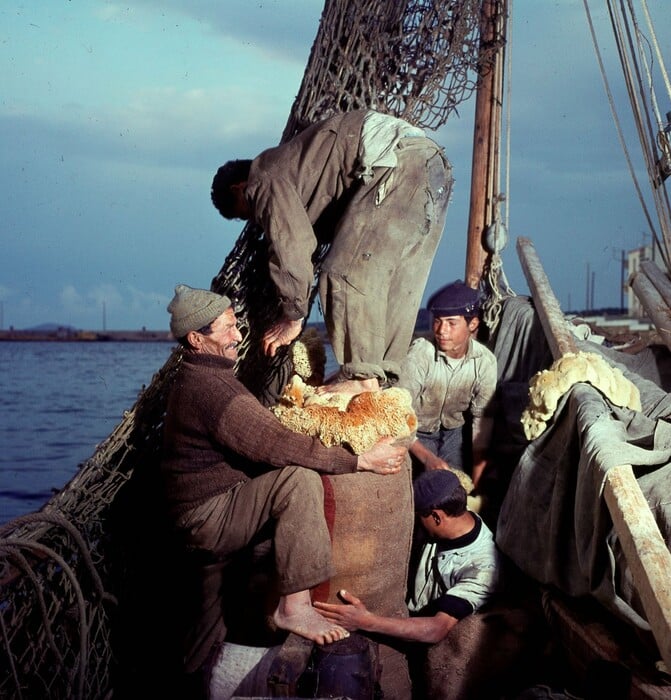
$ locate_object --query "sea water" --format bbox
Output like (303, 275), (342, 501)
(0, 339), (338, 526)
(0, 341), (174, 525)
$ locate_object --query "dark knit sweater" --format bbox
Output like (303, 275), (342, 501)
(161, 352), (358, 517)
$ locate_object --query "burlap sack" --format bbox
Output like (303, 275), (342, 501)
(313, 459), (413, 616)
(313, 458), (414, 699)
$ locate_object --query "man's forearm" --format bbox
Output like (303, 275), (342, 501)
(357, 609), (457, 644)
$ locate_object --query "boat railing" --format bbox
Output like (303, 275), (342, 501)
(517, 236), (671, 674)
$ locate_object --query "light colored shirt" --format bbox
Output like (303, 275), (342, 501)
(408, 514), (501, 615)
(355, 111), (425, 181)
(398, 336), (497, 433)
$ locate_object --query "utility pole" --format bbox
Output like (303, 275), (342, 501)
(621, 249), (625, 314)
(102, 301), (107, 332)
(585, 262), (590, 311)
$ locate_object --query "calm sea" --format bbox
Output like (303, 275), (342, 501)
(0, 342), (174, 526)
(0, 339), (338, 526)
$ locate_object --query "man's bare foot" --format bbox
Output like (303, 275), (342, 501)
(315, 377), (379, 397)
(273, 591), (350, 646)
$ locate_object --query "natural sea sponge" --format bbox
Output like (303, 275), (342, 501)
(276, 374), (351, 412)
(272, 375), (418, 454)
(290, 327), (326, 385)
(521, 351), (642, 440)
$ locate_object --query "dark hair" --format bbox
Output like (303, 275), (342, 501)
(433, 312), (478, 324)
(418, 487), (467, 518)
(177, 321), (215, 349)
(211, 160), (252, 219)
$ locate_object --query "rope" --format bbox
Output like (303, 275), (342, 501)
(639, 0), (671, 100)
(480, 0), (515, 333)
(482, 212), (516, 332)
(583, 0), (668, 268)
(623, 0), (671, 257)
(0, 512), (118, 698)
(610, 0), (671, 262)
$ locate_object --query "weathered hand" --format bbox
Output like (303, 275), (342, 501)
(356, 437), (406, 474)
(314, 589), (370, 632)
(262, 317), (303, 357)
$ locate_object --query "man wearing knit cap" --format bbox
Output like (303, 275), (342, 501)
(315, 469), (501, 643)
(161, 284), (407, 675)
(211, 109), (452, 396)
(397, 280), (497, 490)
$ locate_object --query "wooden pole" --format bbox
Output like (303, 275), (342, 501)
(464, 0), (502, 289)
(640, 258), (671, 308)
(603, 465), (671, 670)
(516, 237), (576, 358)
(516, 236), (671, 672)
(629, 267), (671, 351)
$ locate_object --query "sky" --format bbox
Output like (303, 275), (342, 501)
(1, 0), (669, 331)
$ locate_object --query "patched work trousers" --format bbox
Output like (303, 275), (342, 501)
(176, 466), (332, 595)
(319, 137), (452, 382)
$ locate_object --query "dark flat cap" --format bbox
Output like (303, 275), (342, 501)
(427, 280), (480, 316)
(413, 469), (464, 511)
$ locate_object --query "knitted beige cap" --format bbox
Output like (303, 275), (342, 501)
(167, 284), (232, 338)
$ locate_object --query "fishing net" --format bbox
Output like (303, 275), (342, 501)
(0, 1), (503, 696)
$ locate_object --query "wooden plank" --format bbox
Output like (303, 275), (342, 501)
(640, 260), (671, 309)
(516, 237), (577, 358)
(630, 264), (671, 352)
(516, 236), (671, 674)
(604, 464), (671, 671)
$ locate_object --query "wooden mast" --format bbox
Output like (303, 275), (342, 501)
(465, 0), (506, 289)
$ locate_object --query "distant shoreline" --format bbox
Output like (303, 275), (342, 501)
(0, 315), (433, 344)
(0, 328), (174, 342)
(0, 321), (330, 343)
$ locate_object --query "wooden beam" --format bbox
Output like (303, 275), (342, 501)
(516, 236), (671, 673)
(640, 260), (671, 308)
(630, 261), (671, 352)
(603, 464), (671, 669)
(516, 237), (577, 358)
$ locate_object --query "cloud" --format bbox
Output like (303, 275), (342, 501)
(112, 0), (322, 62)
(1, 0), (669, 333)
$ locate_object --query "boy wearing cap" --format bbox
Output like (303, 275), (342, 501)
(398, 280), (497, 489)
(161, 284), (407, 673)
(314, 469), (502, 643)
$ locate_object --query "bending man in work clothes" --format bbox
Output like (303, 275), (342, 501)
(211, 109), (452, 395)
(398, 281), (497, 489)
(315, 469), (502, 643)
(161, 284), (407, 672)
